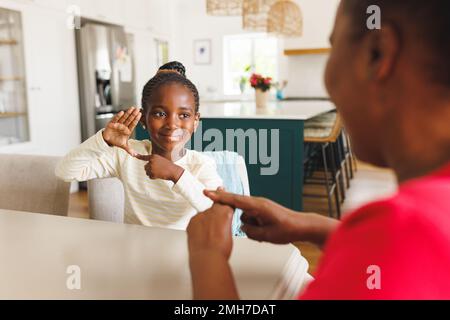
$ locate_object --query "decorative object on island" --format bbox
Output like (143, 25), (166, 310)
(250, 73), (272, 108)
(0, 7), (29, 146)
(206, 0), (243, 16)
(239, 65), (252, 94)
(242, 0), (277, 31)
(267, 0), (303, 37)
(274, 80), (288, 100)
(193, 39), (212, 65)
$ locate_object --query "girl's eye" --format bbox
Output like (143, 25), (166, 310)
(152, 111), (166, 118)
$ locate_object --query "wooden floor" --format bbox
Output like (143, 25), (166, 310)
(68, 161), (397, 276)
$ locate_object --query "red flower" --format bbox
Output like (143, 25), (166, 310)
(249, 73), (272, 91)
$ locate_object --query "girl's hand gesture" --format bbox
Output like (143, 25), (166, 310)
(136, 154), (185, 183)
(102, 107), (142, 156)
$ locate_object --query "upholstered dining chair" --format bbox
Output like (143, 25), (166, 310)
(0, 154), (71, 215)
(88, 151), (250, 236)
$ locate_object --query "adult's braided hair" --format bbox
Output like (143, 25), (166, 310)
(141, 61), (200, 113)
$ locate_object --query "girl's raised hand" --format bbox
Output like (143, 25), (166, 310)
(102, 107), (142, 156)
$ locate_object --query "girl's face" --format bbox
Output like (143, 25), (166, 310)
(142, 83), (199, 155)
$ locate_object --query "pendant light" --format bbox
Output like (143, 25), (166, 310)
(206, 0), (243, 16)
(267, 0), (303, 37)
(242, 0), (277, 31)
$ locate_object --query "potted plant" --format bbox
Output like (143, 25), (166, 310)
(249, 73), (272, 108)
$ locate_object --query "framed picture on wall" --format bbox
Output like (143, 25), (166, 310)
(193, 39), (211, 65)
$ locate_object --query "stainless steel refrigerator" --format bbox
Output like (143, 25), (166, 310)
(75, 21), (136, 142)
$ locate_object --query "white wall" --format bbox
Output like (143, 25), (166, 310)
(172, 0), (340, 99)
(283, 0), (340, 49)
(0, 0), (340, 156)
(280, 0), (340, 98)
(0, 0), (176, 156)
(171, 0), (246, 100)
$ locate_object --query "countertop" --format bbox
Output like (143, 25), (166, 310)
(199, 100), (335, 120)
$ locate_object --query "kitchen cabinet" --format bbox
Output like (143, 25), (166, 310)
(17, 4), (80, 154)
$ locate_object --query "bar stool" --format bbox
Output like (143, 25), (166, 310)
(342, 128), (357, 179)
(303, 111), (344, 219)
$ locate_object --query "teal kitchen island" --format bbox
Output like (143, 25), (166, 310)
(136, 100), (335, 211)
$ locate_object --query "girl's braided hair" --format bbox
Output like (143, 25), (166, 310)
(141, 61), (200, 113)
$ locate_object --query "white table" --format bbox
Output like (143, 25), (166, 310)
(0, 209), (311, 300)
(200, 100), (335, 120)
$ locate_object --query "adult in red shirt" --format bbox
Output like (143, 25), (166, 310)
(187, 0), (450, 300)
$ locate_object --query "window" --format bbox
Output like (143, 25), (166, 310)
(223, 33), (278, 96)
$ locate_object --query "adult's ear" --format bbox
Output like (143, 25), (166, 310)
(366, 23), (401, 82)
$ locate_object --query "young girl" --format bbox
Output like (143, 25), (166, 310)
(56, 61), (223, 230)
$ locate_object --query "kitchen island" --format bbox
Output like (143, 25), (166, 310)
(136, 100), (335, 211)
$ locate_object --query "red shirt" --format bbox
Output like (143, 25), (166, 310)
(300, 162), (450, 300)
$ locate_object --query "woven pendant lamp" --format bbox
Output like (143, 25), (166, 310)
(267, 0), (303, 37)
(242, 0), (277, 31)
(206, 0), (243, 16)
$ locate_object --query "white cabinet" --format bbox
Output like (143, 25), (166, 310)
(20, 5), (81, 155)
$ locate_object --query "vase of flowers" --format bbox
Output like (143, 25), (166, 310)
(250, 73), (272, 108)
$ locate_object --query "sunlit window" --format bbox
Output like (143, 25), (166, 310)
(223, 33), (278, 96)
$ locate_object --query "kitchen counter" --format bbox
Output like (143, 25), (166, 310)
(199, 100), (335, 120)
